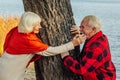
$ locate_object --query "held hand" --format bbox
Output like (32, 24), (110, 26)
(72, 34), (86, 46)
(70, 25), (80, 35)
(61, 52), (69, 58)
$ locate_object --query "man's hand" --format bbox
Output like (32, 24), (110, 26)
(70, 25), (80, 35)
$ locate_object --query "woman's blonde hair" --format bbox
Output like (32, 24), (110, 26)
(83, 15), (101, 31)
(18, 12), (41, 33)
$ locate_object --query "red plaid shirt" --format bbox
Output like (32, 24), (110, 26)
(63, 31), (116, 80)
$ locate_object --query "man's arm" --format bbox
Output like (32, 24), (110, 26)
(61, 47), (106, 75)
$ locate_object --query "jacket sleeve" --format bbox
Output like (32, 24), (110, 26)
(62, 46), (107, 75)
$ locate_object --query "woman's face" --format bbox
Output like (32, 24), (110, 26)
(33, 24), (42, 33)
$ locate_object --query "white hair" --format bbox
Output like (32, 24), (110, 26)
(83, 15), (101, 31)
(18, 12), (41, 33)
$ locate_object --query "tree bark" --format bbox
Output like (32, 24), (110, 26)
(23, 0), (82, 80)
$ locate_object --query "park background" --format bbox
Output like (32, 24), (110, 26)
(0, 0), (120, 80)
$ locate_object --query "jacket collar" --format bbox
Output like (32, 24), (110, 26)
(85, 31), (103, 47)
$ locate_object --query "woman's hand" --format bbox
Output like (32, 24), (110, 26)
(61, 52), (69, 58)
(72, 34), (86, 46)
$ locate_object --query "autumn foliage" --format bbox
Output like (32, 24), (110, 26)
(0, 16), (20, 56)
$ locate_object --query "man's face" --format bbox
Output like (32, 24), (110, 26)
(80, 19), (94, 39)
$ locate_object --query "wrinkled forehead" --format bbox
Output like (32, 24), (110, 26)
(80, 19), (89, 26)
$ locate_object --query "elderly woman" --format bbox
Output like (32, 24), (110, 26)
(0, 12), (84, 80)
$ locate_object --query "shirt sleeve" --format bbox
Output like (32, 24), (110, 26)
(36, 41), (74, 56)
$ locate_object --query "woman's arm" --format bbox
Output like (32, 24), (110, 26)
(36, 42), (74, 56)
(36, 33), (86, 56)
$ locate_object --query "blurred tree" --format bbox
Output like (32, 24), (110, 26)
(23, 0), (82, 80)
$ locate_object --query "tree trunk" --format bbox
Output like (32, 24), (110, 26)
(23, 0), (82, 80)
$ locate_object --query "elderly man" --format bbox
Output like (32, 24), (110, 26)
(61, 15), (116, 80)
